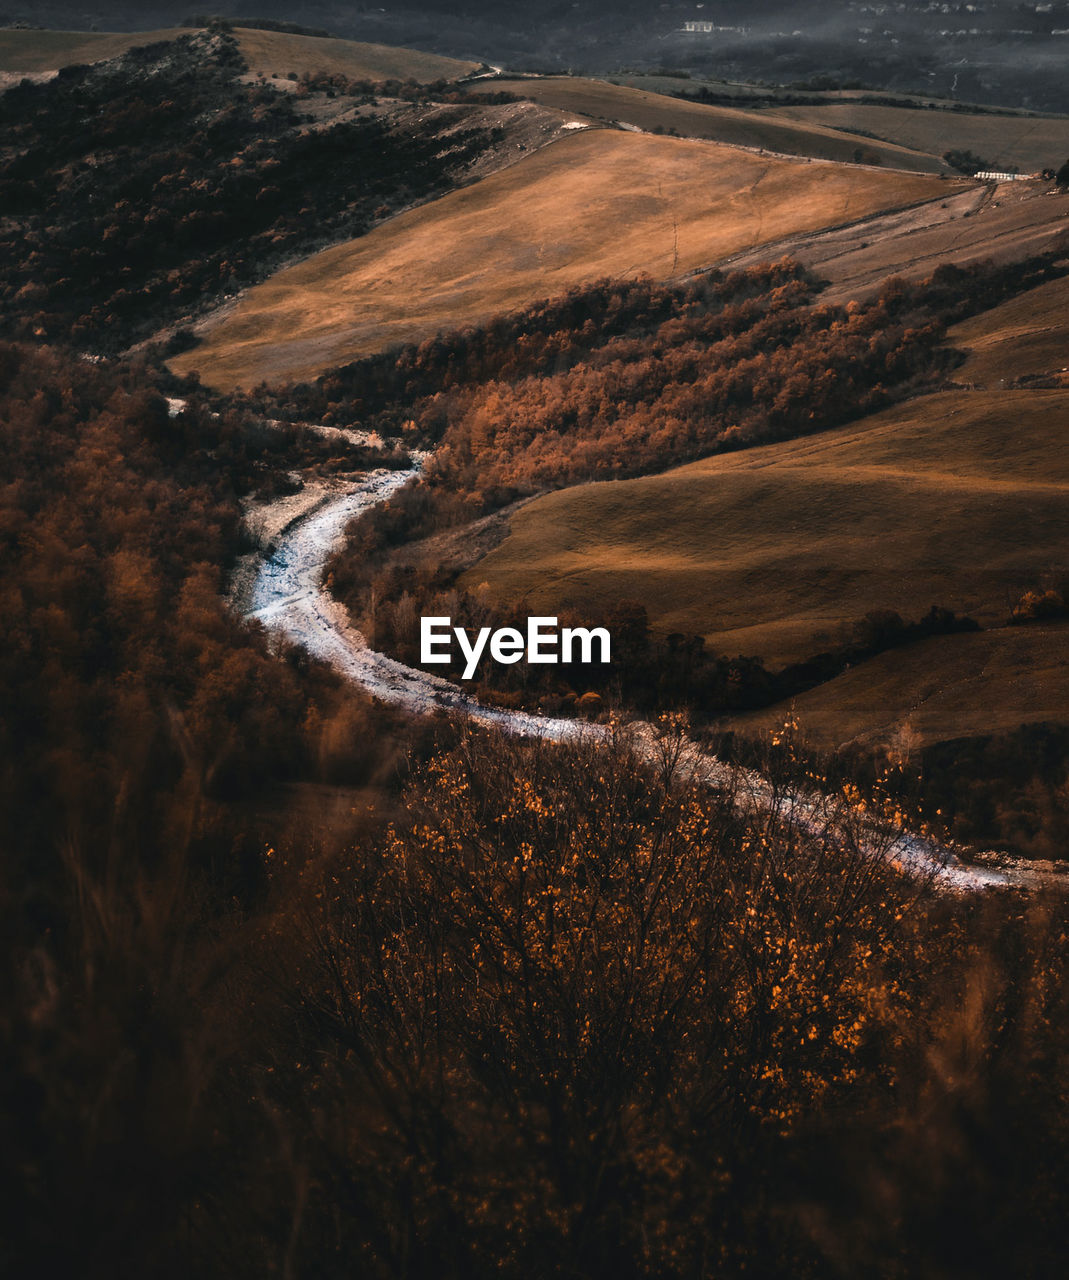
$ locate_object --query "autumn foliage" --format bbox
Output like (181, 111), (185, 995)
(2, 47), (1069, 1265)
(3, 724), (1055, 1277)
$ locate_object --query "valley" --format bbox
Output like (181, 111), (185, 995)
(4, 17), (1066, 864)
(3, 17), (1069, 1279)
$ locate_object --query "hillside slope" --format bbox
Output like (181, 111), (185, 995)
(718, 178), (1069, 305)
(0, 25), (478, 82)
(459, 388), (1069, 665)
(762, 100), (1069, 177)
(171, 129), (942, 389)
(0, 30), (532, 351)
(949, 273), (1069, 386)
(231, 27), (478, 83)
(494, 76), (948, 172)
(728, 624), (1069, 753)
(0, 26), (190, 73)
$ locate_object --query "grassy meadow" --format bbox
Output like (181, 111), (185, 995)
(727, 623), (1069, 752)
(0, 27), (191, 71)
(491, 77), (947, 171)
(949, 272), (1069, 385)
(231, 28), (478, 83)
(613, 73), (1069, 174)
(724, 181), (1069, 305)
(762, 101), (1069, 177)
(171, 129), (941, 388)
(460, 387), (1069, 666)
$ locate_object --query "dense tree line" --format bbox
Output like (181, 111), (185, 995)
(1011, 585), (1069, 624)
(182, 15), (336, 38)
(311, 253), (1068, 556)
(916, 722), (1069, 860)
(249, 262), (813, 426)
(325, 257), (1063, 637)
(412, 255), (1068, 503)
(0, 31), (503, 350)
(673, 83), (1047, 117)
(282, 68), (519, 107)
(715, 714), (1069, 866)
(943, 147), (992, 175)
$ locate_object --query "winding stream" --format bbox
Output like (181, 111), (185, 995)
(245, 467), (1063, 894)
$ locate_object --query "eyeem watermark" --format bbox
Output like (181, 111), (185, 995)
(421, 616), (611, 680)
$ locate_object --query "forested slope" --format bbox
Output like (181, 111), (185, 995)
(0, 29), (506, 351)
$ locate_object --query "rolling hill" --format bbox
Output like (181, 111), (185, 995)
(717, 177), (1069, 306)
(761, 101), (1069, 178)
(726, 623), (1069, 753)
(457, 255), (1069, 755)
(0, 26), (191, 74)
(0, 24), (478, 82)
(170, 129), (943, 389)
(459, 388), (1069, 666)
(231, 27), (479, 83)
(551, 73), (1069, 174)
(491, 76), (948, 172)
(949, 272), (1069, 386)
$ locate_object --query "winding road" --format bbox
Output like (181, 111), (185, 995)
(244, 466), (1064, 894)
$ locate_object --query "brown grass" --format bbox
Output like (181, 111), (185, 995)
(492, 77), (947, 172)
(0, 26), (477, 82)
(950, 273), (1069, 385)
(724, 623), (1069, 752)
(763, 102), (1069, 177)
(719, 180), (1069, 307)
(0, 28), (191, 72)
(460, 389), (1069, 667)
(232, 29), (477, 83)
(171, 129), (940, 390)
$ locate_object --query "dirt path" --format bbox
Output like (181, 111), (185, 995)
(241, 471), (1065, 894)
(713, 180), (1069, 305)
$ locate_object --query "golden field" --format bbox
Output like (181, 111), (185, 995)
(171, 129), (941, 389)
(491, 77), (947, 171)
(231, 28), (477, 83)
(461, 388), (1069, 667)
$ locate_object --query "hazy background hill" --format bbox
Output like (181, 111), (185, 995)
(6, 1), (1069, 111)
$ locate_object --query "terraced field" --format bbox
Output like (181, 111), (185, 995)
(171, 129), (941, 389)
